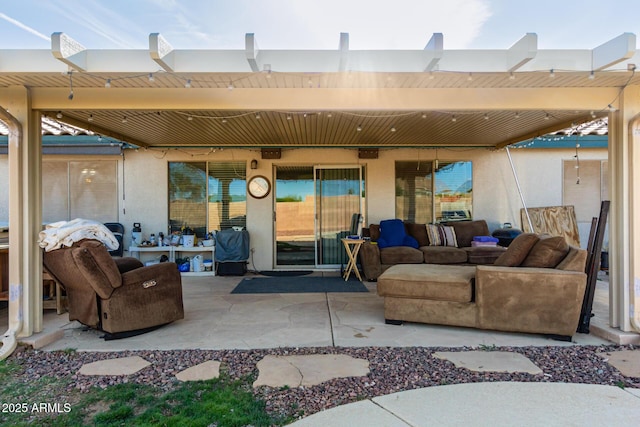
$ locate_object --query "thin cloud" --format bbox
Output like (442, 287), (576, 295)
(52, 2), (145, 48)
(290, 0), (492, 49)
(141, 1), (219, 46)
(0, 12), (50, 42)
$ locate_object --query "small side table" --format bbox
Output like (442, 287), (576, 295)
(42, 269), (67, 315)
(341, 238), (365, 281)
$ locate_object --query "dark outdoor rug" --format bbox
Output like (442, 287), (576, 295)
(231, 276), (368, 294)
(258, 270), (313, 277)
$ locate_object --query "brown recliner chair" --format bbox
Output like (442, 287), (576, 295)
(43, 239), (184, 336)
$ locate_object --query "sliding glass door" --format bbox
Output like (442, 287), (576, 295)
(275, 165), (365, 268)
(315, 166), (364, 267)
(275, 166), (315, 266)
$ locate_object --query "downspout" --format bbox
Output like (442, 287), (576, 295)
(0, 106), (22, 360)
(628, 114), (640, 332)
(505, 146), (533, 231)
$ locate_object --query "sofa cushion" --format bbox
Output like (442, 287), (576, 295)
(380, 246), (424, 265)
(521, 235), (570, 268)
(426, 224), (458, 247)
(493, 233), (540, 267)
(420, 246), (468, 264)
(556, 246), (587, 272)
(405, 222), (429, 247)
(71, 240), (122, 299)
(377, 264), (477, 303)
(378, 219), (419, 249)
(444, 220), (490, 248)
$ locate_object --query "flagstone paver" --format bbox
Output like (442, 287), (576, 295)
(600, 349), (640, 377)
(175, 360), (221, 382)
(78, 356), (150, 376)
(433, 351), (543, 374)
(253, 354), (370, 388)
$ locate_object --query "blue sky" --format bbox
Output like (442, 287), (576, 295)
(1, 0), (639, 50)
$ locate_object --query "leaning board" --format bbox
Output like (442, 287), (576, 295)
(520, 205), (580, 247)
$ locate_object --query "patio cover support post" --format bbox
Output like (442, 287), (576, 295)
(609, 87), (640, 334)
(505, 146), (533, 232)
(0, 87), (43, 359)
(626, 111), (640, 332)
(0, 104), (21, 360)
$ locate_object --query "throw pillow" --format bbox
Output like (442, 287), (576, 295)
(426, 224), (458, 247)
(377, 219), (419, 249)
(521, 235), (570, 268)
(493, 233), (539, 267)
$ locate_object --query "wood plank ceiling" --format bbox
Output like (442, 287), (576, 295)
(3, 70), (635, 149)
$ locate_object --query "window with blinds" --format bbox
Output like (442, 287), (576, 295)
(169, 162), (207, 236)
(168, 161), (246, 237)
(208, 161), (246, 231)
(42, 160), (118, 223)
(395, 160), (472, 223)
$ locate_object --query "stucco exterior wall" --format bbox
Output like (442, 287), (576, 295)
(0, 146), (607, 271)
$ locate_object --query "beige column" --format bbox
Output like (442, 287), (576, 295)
(610, 84), (640, 332)
(5, 86), (43, 338)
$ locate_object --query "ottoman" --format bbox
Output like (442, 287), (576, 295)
(376, 264), (479, 328)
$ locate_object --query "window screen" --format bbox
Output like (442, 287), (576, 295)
(208, 162), (246, 231)
(395, 161), (433, 224)
(395, 160), (472, 223)
(168, 162), (207, 236)
(43, 160), (118, 223)
(169, 161), (246, 237)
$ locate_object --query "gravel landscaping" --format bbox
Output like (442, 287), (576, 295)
(6, 344), (640, 421)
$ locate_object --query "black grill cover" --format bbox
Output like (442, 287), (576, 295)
(491, 227), (522, 247)
(215, 229), (250, 262)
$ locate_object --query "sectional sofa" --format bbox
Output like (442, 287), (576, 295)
(360, 219), (506, 280)
(376, 233), (588, 339)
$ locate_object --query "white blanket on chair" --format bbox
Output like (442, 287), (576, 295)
(38, 218), (119, 252)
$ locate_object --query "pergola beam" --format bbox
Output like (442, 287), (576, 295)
(423, 33), (443, 72)
(245, 33), (261, 72)
(149, 33), (175, 72)
(51, 32), (87, 72)
(339, 33), (350, 71)
(0, 32), (631, 74)
(592, 33), (636, 71)
(507, 33), (537, 72)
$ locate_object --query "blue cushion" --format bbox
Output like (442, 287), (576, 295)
(378, 219), (416, 249)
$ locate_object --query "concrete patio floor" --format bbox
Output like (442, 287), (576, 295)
(3, 270), (640, 426)
(2, 270), (633, 352)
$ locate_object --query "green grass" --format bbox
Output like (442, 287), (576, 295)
(477, 344), (498, 351)
(0, 359), (290, 427)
